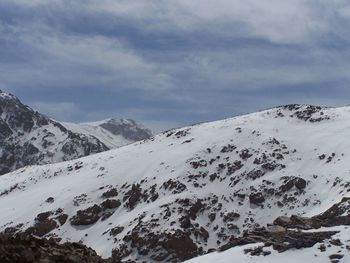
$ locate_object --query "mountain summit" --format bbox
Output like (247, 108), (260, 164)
(63, 118), (152, 149)
(0, 90), (152, 175)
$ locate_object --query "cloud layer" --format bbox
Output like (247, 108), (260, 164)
(1, 0), (350, 131)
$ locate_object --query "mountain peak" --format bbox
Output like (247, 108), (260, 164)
(0, 91), (152, 175)
(0, 90), (19, 102)
(88, 117), (153, 141)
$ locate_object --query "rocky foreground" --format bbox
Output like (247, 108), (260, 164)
(2, 197), (350, 263)
(0, 234), (111, 263)
(218, 197), (350, 262)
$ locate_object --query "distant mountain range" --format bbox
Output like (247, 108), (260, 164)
(0, 90), (152, 175)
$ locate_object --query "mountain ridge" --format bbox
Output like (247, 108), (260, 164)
(0, 90), (152, 175)
(1, 103), (349, 262)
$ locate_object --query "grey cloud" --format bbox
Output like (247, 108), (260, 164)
(1, 0), (350, 130)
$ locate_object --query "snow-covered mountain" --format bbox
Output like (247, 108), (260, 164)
(63, 118), (152, 149)
(0, 90), (152, 175)
(1, 104), (350, 262)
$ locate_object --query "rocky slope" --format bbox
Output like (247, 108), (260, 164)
(0, 104), (350, 262)
(0, 233), (112, 263)
(0, 90), (152, 175)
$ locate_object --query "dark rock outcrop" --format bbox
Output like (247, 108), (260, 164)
(273, 197), (350, 229)
(70, 205), (103, 226)
(220, 228), (337, 253)
(0, 233), (112, 263)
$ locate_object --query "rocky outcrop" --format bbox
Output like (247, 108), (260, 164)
(0, 233), (111, 263)
(220, 197), (350, 256)
(70, 205), (103, 226)
(273, 197), (350, 229)
(114, 228), (199, 262)
(220, 227), (337, 253)
(22, 209), (68, 237)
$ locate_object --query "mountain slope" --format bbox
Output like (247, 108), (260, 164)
(184, 223), (350, 263)
(0, 104), (350, 262)
(0, 90), (152, 175)
(63, 118), (152, 149)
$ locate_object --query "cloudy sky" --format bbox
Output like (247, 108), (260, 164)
(1, 0), (350, 131)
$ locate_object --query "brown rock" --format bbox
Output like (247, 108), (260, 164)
(70, 204), (102, 226)
(100, 199), (121, 210)
(102, 188), (118, 198)
(0, 233), (108, 263)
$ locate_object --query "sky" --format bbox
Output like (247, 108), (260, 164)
(1, 0), (350, 132)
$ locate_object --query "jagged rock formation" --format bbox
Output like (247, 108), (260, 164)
(0, 90), (152, 175)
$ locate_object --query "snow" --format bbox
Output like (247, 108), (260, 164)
(62, 122), (132, 148)
(185, 225), (350, 263)
(0, 89), (151, 174)
(0, 91), (17, 101)
(1, 105), (350, 262)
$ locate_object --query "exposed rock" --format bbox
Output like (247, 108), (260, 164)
(25, 210), (69, 237)
(45, 197), (55, 203)
(273, 216), (291, 226)
(0, 233), (110, 263)
(244, 246), (271, 256)
(273, 197), (350, 229)
(112, 244), (131, 261)
(70, 205), (102, 226)
(102, 188), (119, 198)
(223, 212), (240, 222)
(123, 184), (143, 210)
(266, 225), (286, 233)
(162, 179), (187, 194)
(220, 228), (338, 253)
(249, 192), (265, 205)
(100, 199), (121, 210)
(161, 230), (198, 262)
(110, 226), (124, 237)
(56, 214), (68, 226)
(294, 178), (306, 190)
(329, 253), (344, 260)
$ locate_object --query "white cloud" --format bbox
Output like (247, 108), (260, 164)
(2, 0), (350, 127)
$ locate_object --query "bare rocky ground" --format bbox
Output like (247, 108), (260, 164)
(219, 197), (350, 262)
(2, 197), (350, 263)
(0, 233), (112, 263)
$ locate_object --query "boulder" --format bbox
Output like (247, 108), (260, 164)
(70, 205), (102, 226)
